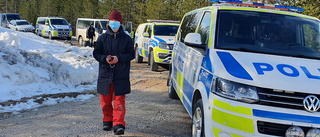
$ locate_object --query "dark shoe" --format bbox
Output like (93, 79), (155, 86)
(103, 121), (113, 131)
(113, 124), (125, 135)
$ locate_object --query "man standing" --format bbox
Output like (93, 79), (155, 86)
(86, 23), (95, 47)
(93, 10), (134, 135)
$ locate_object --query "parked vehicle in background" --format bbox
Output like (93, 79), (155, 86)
(0, 13), (21, 28)
(9, 20), (35, 33)
(76, 18), (109, 46)
(134, 20), (179, 71)
(76, 18), (133, 47)
(36, 16), (72, 40)
(123, 22), (133, 37)
(168, 1), (320, 137)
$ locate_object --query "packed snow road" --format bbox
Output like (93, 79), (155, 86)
(0, 61), (192, 137)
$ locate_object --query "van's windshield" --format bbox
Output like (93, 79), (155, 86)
(154, 25), (179, 36)
(216, 10), (320, 60)
(50, 19), (68, 25)
(17, 21), (30, 25)
(7, 14), (21, 21)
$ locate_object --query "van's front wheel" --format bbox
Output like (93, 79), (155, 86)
(168, 65), (178, 99)
(150, 51), (158, 71)
(49, 32), (53, 39)
(79, 36), (84, 46)
(135, 46), (143, 63)
(192, 99), (204, 137)
(37, 30), (41, 36)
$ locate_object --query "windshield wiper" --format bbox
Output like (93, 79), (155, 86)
(290, 54), (320, 60)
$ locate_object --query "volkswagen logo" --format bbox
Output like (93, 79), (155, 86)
(303, 95), (320, 112)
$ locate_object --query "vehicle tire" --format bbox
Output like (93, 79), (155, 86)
(135, 47), (143, 63)
(49, 32), (53, 40)
(37, 30), (41, 36)
(79, 36), (84, 46)
(147, 55), (150, 66)
(192, 99), (205, 137)
(168, 70), (179, 99)
(150, 51), (158, 71)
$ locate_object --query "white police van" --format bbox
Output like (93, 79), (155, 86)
(134, 20), (179, 71)
(36, 16), (72, 40)
(168, 1), (320, 137)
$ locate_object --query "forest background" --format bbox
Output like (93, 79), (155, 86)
(0, 0), (319, 35)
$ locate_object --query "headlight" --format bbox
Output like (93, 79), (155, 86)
(286, 126), (304, 137)
(213, 77), (259, 103)
(52, 28), (57, 31)
(306, 129), (320, 137)
(159, 42), (169, 49)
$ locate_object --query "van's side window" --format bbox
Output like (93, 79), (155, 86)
(198, 11), (212, 45)
(45, 19), (49, 25)
(95, 21), (102, 33)
(38, 18), (45, 25)
(77, 20), (84, 28)
(147, 25), (152, 37)
(179, 11), (203, 42)
(143, 25), (148, 33)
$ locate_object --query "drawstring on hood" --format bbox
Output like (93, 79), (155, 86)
(106, 25), (124, 39)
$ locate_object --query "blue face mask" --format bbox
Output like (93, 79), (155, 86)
(109, 21), (120, 31)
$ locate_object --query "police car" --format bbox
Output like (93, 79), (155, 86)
(168, 1), (320, 137)
(36, 16), (72, 40)
(134, 20), (179, 71)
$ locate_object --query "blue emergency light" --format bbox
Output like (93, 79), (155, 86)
(210, 0), (304, 12)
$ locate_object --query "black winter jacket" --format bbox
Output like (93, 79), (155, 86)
(93, 26), (135, 96)
(86, 26), (95, 39)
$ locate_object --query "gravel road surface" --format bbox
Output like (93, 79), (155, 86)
(0, 60), (192, 137)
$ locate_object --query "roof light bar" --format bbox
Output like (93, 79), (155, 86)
(147, 20), (180, 24)
(210, 0), (304, 12)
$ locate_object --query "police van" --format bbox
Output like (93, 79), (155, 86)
(168, 1), (320, 137)
(134, 20), (179, 71)
(36, 17), (72, 40)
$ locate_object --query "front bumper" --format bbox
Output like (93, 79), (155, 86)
(153, 47), (172, 64)
(18, 28), (35, 32)
(210, 95), (320, 137)
(52, 31), (72, 38)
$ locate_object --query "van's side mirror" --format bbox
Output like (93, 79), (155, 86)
(142, 32), (149, 37)
(30, 23), (33, 26)
(45, 23), (49, 26)
(68, 23), (71, 26)
(184, 33), (206, 49)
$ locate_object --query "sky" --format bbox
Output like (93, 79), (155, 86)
(0, 27), (98, 114)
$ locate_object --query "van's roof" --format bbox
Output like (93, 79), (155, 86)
(77, 18), (109, 21)
(0, 13), (20, 15)
(38, 17), (66, 19)
(139, 22), (180, 26)
(187, 4), (318, 21)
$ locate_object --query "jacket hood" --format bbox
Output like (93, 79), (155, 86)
(105, 25), (125, 37)
(212, 50), (320, 94)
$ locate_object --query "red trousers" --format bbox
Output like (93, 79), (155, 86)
(100, 83), (126, 126)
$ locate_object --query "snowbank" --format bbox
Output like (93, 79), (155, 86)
(0, 27), (98, 113)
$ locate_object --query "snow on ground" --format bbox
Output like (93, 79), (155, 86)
(0, 27), (98, 113)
